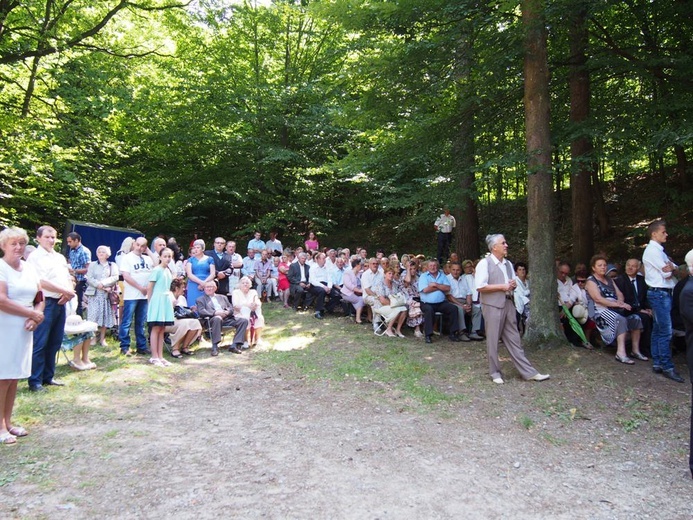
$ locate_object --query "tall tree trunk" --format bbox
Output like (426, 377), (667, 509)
(522, 0), (560, 344)
(591, 167), (610, 237)
(568, 0), (594, 267)
(452, 22), (480, 261)
(674, 144), (688, 188)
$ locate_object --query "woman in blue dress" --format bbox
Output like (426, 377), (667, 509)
(185, 239), (215, 307)
(147, 248), (175, 367)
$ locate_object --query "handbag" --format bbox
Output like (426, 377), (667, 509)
(389, 293), (407, 307)
(174, 305), (198, 319)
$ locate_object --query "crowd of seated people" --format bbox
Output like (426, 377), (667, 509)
(61, 231), (693, 364)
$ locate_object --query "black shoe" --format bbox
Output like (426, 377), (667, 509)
(29, 384), (46, 393)
(425, 335), (433, 344)
(652, 366), (663, 374)
(211, 345), (219, 357)
(228, 346), (242, 354)
(448, 335), (461, 342)
(136, 349), (152, 356)
(120, 349), (132, 357)
(314, 312), (324, 320)
(662, 369), (685, 383)
(43, 379), (65, 387)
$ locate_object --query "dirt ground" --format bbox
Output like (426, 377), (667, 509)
(2, 337), (693, 520)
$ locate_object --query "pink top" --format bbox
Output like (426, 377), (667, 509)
(305, 240), (319, 252)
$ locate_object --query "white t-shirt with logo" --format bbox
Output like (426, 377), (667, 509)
(120, 252), (153, 300)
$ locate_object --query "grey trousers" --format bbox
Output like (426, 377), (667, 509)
(481, 299), (538, 380)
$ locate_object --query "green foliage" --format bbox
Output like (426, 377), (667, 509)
(0, 0), (690, 251)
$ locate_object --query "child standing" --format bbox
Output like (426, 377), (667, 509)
(146, 248), (174, 367)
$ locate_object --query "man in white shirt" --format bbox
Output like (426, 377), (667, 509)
(118, 237), (153, 356)
(557, 261), (584, 348)
(265, 232), (283, 255)
(642, 219), (683, 382)
(475, 234), (549, 384)
(434, 208), (456, 264)
(309, 253), (338, 319)
(447, 262), (473, 341)
(27, 226), (75, 392)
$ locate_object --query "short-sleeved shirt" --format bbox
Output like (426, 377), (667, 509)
(68, 244), (91, 282)
(447, 274), (471, 299)
(119, 252), (153, 300)
(418, 271), (450, 304)
(27, 246), (72, 299)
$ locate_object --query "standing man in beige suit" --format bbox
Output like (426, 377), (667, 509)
(475, 234), (550, 385)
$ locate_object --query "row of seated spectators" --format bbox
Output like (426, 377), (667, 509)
(555, 258), (689, 363)
(137, 236), (490, 344)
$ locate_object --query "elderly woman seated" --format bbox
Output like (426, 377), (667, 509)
(372, 266), (408, 337)
(166, 278), (202, 358)
(232, 276), (265, 347)
(341, 255), (366, 323)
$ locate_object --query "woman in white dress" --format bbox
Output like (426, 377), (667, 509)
(232, 276), (265, 347)
(0, 227), (44, 445)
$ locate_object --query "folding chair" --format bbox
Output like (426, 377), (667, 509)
(371, 306), (388, 336)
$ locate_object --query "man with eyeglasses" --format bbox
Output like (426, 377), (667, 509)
(475, 234), (549, 384)
(205, 237), (232, 295)
(119, 237), (153, 356)
(557, 261), (586, 348)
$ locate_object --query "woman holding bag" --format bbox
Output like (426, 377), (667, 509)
(85, 245), (119, 347)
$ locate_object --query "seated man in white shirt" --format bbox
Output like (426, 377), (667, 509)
(557, 261), (585, 348)
(309, 253), (340, 319)
(446, 262), (473, 341)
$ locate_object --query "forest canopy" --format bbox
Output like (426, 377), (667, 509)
(1, 0), (691, 256)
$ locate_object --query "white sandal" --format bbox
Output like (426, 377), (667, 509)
(0, 432), (17, 445)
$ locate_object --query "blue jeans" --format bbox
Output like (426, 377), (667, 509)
(29, 297), (66, 388)
(119, 299), (148, 352)
(647, 289), (673, 371)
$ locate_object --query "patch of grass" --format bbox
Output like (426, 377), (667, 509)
(534, 393), (578, 424)
(518, 414), (535, 430)
(615, 397), (678, 433)
(540, 432), (567, 446)
(256, 313), (467, 408)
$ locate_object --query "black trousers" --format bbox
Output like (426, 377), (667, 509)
(437, 232), (452, 264)
(421, 300), (459, 337)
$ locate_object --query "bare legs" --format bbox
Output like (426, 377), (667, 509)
(280, 288), (290, 308)
(149, 325), (167, 366)
(98, 326), (108, 347)
(71, 338), (95, 370)
(0, 379), (20, 443)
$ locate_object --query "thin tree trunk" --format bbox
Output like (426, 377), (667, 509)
(522, 0), (560, 344)
(568, 0), (594, 267)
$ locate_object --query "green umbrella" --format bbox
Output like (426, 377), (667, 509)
(561, 304), (592, 348)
